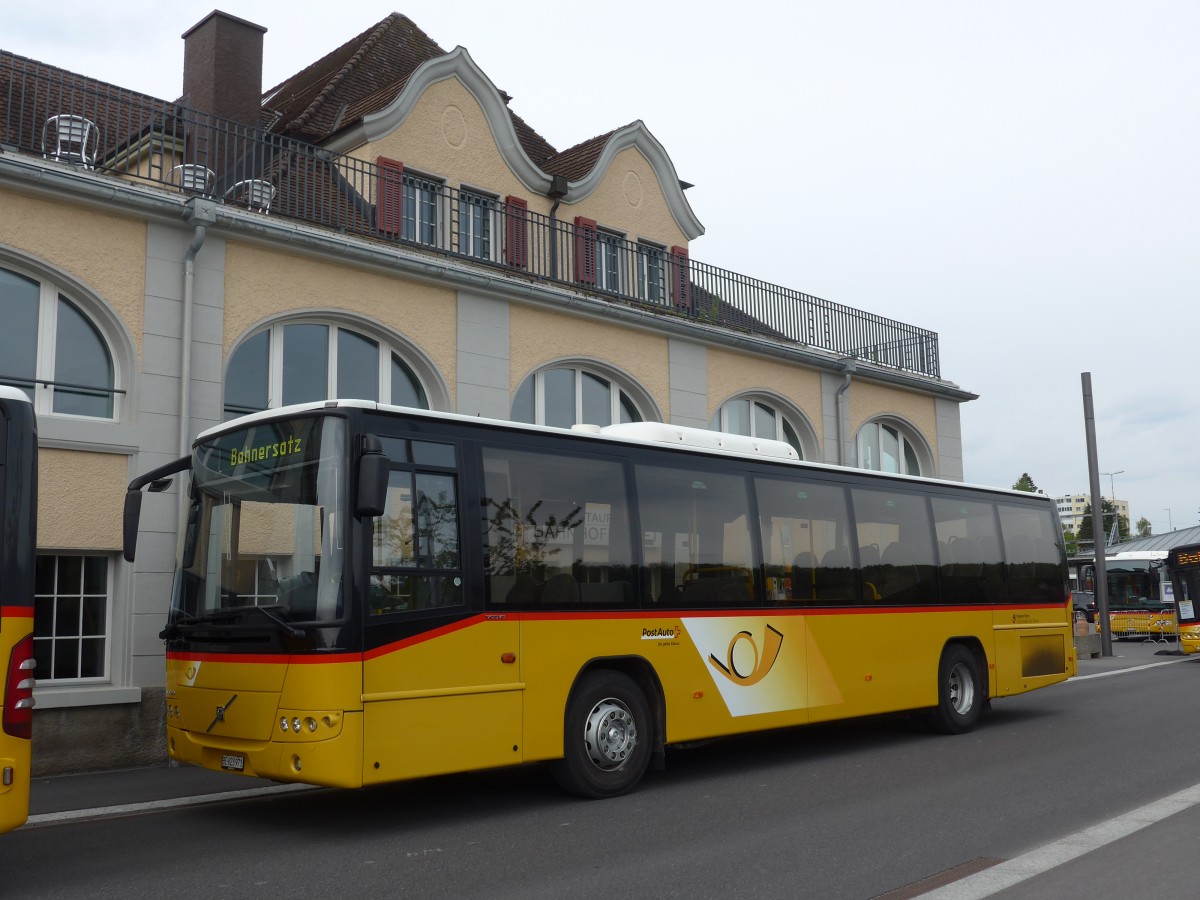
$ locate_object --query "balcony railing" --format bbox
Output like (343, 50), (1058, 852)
(1, 51), (940, 378)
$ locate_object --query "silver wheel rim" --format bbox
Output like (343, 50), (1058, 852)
(948, 661), (975, 715)
(582, 696), (638, 771)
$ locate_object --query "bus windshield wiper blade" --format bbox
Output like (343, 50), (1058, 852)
(160, 606), (304, 640)
(245, 604), (306, 640)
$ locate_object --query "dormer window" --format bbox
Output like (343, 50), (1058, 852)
(598, 229), (625, 292)
(457, 189), (496, 260)
(637, 241), (667, 303)
(404, 171), (443, 246)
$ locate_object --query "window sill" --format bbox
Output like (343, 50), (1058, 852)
(33, 685), (143, 710)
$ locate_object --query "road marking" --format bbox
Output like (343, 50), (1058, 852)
(1071, 654), (1195, 681)
(24, 783), (316, 828)
(919, 779), (1200, 897)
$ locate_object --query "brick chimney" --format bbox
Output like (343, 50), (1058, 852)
(181, 11), (266, 129)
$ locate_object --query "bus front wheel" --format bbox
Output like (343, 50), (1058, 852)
(927, 644), (984, 734)
(553, 671), (652, 799)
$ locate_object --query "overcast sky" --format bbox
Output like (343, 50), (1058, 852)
(8, 1), (1198, 534)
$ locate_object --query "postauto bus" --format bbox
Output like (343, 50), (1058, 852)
(124, 401), (1074, 798)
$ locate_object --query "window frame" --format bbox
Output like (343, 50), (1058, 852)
(597, 229), (626, 293)
(0, 263), (119, 421)
(512, 365), (644, 428)
(856, 419), (923, 476)
(457, 187), (498, 261)
(636, 240), (667, 303)
(224, 321), (433, 420)
(33, 552), (112, 684)
(402, 170), (445, 247)
(710, 397), (806, 459)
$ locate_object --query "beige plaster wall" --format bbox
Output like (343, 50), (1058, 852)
(849, 379), (938, 456)
(352, 79), (687, 252)
(508, 306), (669, 414)
(0, 188), (146, 355)
(38, 449), (126, 550)
(221, 242), (457, 395)
(356, 78), (550, 216)
(706, 347), (825, 439)
(558, 146), (687, 249)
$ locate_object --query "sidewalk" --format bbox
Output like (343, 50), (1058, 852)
(28, 762), (314, 825)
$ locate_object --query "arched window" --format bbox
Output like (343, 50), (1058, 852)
(856, 419), (923, 476)
(224, 322), (431, 418)
(511, 366), (643, 428)
(709, 397), (807, 459)
(0, 265), (116, 419)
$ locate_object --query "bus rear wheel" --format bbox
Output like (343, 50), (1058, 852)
(927, 644), (984, 734)
(553, 671), (652, 799)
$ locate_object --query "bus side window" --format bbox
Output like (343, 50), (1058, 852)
(998, 504), (1065, 605)
(851, 487), (937, 605)
(481, 446), (634, 609)
(753, 476), (854, 606)
(635, 464), (757, 608)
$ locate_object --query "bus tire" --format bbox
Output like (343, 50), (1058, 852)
(553, 671), (652, 799)
(927, 644), (984, 735)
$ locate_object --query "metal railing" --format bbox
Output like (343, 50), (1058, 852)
(1, 51), (940, 378)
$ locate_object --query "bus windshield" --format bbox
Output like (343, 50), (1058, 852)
(1083, 558), (1163, 611)
(174, 415), (347, 626)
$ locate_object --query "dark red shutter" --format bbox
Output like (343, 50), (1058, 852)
(376, 157), (404, 236)
(574, 216), (597, 286)
(505, 196), (528, 268)
(671, 245), (691, 310)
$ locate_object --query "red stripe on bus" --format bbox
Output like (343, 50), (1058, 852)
(168, 603), (1070, 664)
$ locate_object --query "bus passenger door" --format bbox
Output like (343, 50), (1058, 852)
(361, 437), (523, 784)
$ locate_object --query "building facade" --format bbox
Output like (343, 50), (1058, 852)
(1, 10), (974, 774)
(1056, 493), (1131, 536)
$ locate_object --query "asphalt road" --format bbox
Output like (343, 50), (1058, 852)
(5, 641), (1197, 900)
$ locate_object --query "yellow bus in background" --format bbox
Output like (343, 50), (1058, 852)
(1167, 544), (1200, 654)
(1080, 551), (1174, 641)
(0, 387), (38, 832)
(125, 401), (1074, 798)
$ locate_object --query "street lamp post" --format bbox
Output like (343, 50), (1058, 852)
(1100, 469), (1124, 501)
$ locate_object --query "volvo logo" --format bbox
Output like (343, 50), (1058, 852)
(207, 694), (238, 733)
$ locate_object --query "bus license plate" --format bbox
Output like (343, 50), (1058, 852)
(221, 754), (245, 772)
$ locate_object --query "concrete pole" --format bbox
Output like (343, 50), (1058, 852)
(1082, 372), (1112, 656)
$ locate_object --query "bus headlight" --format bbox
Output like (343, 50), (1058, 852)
(276, 709), (343, 741)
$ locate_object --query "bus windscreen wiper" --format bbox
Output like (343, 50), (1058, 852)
(159, 605), (304, 640)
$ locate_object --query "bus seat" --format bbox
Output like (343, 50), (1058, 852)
(792, 551), (817, 601)
(815, 547), (856, 603)
(505, 574), (540, 606)
(541, 572), (580, 607)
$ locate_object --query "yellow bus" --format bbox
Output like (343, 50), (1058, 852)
(1167, 544), (1200, 654)
(1079, 551), (1173, 640)
(0, 387), (38, 832)
(124, 401), (1074, 798)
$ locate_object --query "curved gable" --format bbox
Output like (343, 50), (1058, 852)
(329, 46), (552, 195)
(562, 122), (703, 240)
(328, 48), (704, 241)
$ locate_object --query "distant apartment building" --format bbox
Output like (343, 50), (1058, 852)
(1, 10), (975, 774)
(1056, 493), (1130, 534)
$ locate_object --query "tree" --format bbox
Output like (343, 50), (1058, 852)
(1136, 517), (1152, 537)
(1076, 499), (1130, 543)
(1012, 473), (1039, 493)
(1063, 529), (1079, 556)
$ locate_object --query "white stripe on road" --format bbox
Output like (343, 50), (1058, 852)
(1070, 654), (1195, 680)
(922, 654), (1199, 897)
(920, 783), (1200, 899)
(24, 782), (316, 827)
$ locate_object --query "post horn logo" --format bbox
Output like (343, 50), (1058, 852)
(708, 624), (784, 686)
